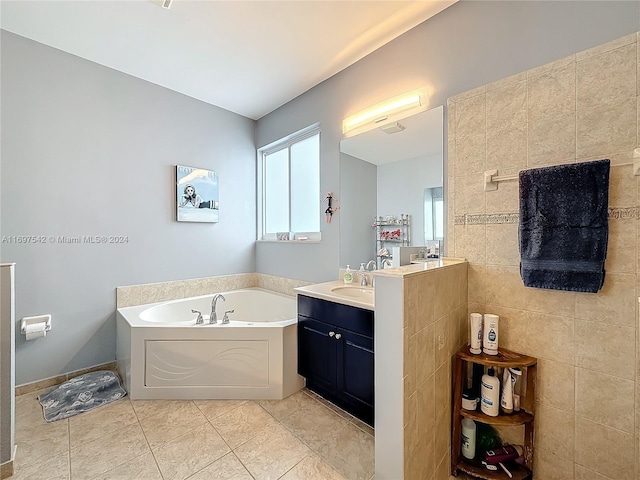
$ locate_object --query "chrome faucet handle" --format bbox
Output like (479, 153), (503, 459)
(222, 309), (234, 325)
(191, 309), (204, 325)
(357, 272), (368, 286)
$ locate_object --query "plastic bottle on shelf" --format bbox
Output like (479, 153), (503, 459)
(461, 418), (476, 460)
(480, 366), (500, 417)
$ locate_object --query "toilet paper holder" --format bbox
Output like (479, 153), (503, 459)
(20, 314), (52, 335)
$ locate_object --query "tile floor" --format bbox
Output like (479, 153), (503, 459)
(11, 388), (375, 480)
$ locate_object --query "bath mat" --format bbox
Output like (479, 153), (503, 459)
(38, 370), (127, 422)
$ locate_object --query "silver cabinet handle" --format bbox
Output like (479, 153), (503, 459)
(335, 333), (342, 340)
(329, 331), (335, 337)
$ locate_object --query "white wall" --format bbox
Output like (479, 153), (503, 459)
(0, 32), (257, 384)
(255, 0), (640, 283)
(377, 153), (443, 246)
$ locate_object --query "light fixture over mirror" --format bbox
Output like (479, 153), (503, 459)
(342, 87), (431, 136)
(339, 105), (444, 269)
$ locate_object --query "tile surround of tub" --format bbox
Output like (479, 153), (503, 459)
(448, 31), (640, 479)
(116, 272), (311, 308)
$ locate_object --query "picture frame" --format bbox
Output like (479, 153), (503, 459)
(175, 165), (219, 223)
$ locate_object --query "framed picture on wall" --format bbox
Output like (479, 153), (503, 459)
(176, 165), (219, 223)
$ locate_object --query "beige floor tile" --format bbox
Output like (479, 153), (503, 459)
(93, 452), (163, 480)
(210, 402), (278, 449)
(152, 422), (230, 480)
(130, 399), (195, 421)
(234, 423), (311, 480)
(69, 423), (149, 480)
(10, 451), (69, 480)
(258, 389), (313, 420)
(139, 401), (208, 449)
(193, 399), (247, 420)
(314, 422), (375, 480)
(280, 453), (346, 480)
(15, 390), (49, 426)
(280, 399), (349, 451)
(69, 398), (138, 447)
(350, 417), (375, 437)
(14, 418), (70, 470)
(186, 452), (253, 480)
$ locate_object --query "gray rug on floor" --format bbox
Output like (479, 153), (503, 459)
(38, 370), (127, 422)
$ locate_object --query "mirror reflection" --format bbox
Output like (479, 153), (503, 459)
(339, 105), (444, 269)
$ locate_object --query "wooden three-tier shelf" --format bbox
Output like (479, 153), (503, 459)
(451, 346), (537, 480)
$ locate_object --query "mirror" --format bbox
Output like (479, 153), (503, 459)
(339, 105), (444, 269)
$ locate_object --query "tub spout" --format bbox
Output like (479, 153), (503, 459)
(210, 294), (225, 324)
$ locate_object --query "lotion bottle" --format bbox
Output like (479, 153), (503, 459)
(481, 367), (500, 417)
(461, 418), (476, 459)
(500, 368), (514, 414)
(483, 314), (499, 355)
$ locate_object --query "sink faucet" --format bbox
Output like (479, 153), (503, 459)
(366, 260), (377, 271)
(210, 294), (225, 324)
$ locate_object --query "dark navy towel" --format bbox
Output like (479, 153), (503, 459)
(519, 159), (610, 293)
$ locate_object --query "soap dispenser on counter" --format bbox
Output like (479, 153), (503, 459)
(343, 265), (353, 284)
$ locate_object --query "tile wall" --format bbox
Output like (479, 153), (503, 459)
(402, 262), (468, 479)
(448, 32), (640, 479)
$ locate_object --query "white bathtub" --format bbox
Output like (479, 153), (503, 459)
(116, 288), (304, 400)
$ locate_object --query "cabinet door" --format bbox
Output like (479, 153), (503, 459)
(298, 316), (337, 396)
(336, 328), (374, 425)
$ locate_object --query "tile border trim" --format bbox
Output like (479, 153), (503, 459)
(454, 208), (638, 225)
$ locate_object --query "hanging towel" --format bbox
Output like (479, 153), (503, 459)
(519, 159), (610, 293)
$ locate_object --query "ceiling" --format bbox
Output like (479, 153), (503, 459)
(0, 0), (456, 120)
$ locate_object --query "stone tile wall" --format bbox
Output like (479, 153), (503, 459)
(448, 32), (639, 479)
(402, 262), (468, 479)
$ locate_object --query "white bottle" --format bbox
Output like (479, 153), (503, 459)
(481, 367), (500, 417)
(461, 418), (476, 460)
(483, 314), (499, 355)
(469, 313), (483, 354)
(500, 368), (514, 414)
(343, 265), (353, 284)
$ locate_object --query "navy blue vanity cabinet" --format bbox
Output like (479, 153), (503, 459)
(297, 294), (374, 426)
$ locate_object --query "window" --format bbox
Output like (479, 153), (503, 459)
(424, 186), (444, 242)
(258, 125), (321, 240)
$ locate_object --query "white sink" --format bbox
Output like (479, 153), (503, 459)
(330, 286), (374, 300)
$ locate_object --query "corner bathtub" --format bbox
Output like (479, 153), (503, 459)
(116, 288), (304, 400)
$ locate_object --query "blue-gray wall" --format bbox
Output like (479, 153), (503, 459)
(255, 0), (640, 282)
(1, 31), (257, 384)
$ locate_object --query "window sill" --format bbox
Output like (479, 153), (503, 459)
(257, 239), (322, 244)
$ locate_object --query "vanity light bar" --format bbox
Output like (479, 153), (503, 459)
(342, 89), (426, 134)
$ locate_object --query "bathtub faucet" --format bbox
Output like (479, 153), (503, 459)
(210, 294), (226, 324)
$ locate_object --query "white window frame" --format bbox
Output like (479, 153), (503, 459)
(257, 123), (321, 242)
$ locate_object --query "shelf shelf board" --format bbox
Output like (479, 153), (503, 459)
(460, 408), (534, 426)
(457, 346), (537, 368)
(456, 460), (532, 480)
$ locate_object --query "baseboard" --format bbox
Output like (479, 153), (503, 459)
(15, 361), (118, 396)
(0, 446), (17, 479)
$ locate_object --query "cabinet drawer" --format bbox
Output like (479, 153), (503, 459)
(297, 295), (373, 338)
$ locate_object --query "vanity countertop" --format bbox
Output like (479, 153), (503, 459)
(294, 280), (374, 311)
(373, 257), (466, 278)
